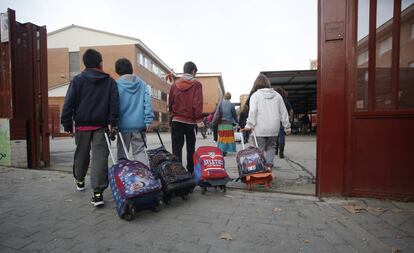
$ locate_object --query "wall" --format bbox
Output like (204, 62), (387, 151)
(195, 76), (223, 114)
(48, 48), (69, 88)
(48, 26), (138, 52)
(80, 44), (136, 78)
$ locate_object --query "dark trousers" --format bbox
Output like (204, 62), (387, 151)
(171, 121), (196, 174)
(278, 126), (286, 145)
(242, 130), (250, 143)
(73, 128), (109, 193)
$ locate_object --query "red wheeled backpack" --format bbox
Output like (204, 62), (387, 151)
(193, 146), (230, 194)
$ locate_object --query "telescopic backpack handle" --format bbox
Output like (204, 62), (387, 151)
(240, 129), (258, 149)
(155, 127), (165, 147)
(117, 133), (131, 160)
(251, 130), (258, 147)
(140, 130), (148, 148)
(240, 129), (246, 150)
(104, 132), (116, 164)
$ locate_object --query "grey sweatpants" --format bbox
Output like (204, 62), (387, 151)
(117, 131), (148, 165)
(256, 136), (278, 166)
(73, 128), (109, 193)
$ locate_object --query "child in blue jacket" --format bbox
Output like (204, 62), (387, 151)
(115, 58), (153, 164)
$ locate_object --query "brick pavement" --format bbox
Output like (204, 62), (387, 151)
(0, 167), (413, 253)
(49, 132), (316, 195)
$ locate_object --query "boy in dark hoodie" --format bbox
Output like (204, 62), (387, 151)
(115, 58), (153, 164)
(61, 49), (119, 207)
(169, 61), (203, 174)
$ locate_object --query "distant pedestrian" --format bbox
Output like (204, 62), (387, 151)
(301, 113), (310, 133)
(206, 113), (214, 135)
(275, 87), (293, 158)
(61, 49), (119, 207)
(202, 117), (208, 138)
(214, 92), (238, 156)
(169, 61), (203, 174)
(211, 105), (219, 142)
(115, 58), (153, 164)
(243, 74), (290, 168)
(238, 104), (250, 143)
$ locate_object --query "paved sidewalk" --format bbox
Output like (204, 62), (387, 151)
(49, 132), (316, 194)
(0, 167), (413, 253)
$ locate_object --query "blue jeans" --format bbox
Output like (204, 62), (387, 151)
(278, 126), (285, 145)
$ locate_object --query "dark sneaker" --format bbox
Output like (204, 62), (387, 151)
(91, 192), (104, 207)
(74, 179), (86, 191)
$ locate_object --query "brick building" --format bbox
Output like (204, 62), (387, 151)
(176, 73), (225, 115)
(47, 25), (173, 135)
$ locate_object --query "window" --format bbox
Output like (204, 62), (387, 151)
(411, 23), (414, 39)
(399, 2), (414, 109)
(357, 50), (368, 66)
(159, 70), (165, 78)
(356, 0), (414, 110)
(355, 0), (369, 110)
(161, 92), (167, 101)
(152, 63), (159, 75)
(144, 57), (151, 70)
(151, 88), (161, 100)
(69, 52), (80, 80)
(379, 37), (392, 55)
(153, 111), (159, 121)
(159, 112), (162, 123)
(138, 53), (144, 66)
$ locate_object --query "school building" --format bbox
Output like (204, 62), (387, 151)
(47, 25), (174, 136)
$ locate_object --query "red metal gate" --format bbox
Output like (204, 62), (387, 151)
(318, 0), (414, 200)
(0, 9), (50, 168)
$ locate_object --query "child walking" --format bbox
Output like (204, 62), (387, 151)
(115, 58), (153, 164)
(244, 74), (291, 168)
(61, 49), (119, 207)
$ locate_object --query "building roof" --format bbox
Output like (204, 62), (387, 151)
(261, 70), (317, 114)
(47, 24), (173, 73)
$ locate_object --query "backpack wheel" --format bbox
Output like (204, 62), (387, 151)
(152, 197), (163, 212)
(124, 205), (135, 221)
(181, 194), (189, 201)
(164, 198), (172, 205)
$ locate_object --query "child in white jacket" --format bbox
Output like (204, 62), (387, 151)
(244, 74), (291, 168)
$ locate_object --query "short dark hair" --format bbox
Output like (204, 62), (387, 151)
(115, 58), (133, 76)
(83, 49), (102, 68)
(183, 61), (198, 74)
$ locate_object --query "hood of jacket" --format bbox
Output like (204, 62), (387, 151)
(257, 88), (277, 99)
(116, 74), (145, 94)
(175, 74), (197, 91)
(83, 68), (110, 83)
